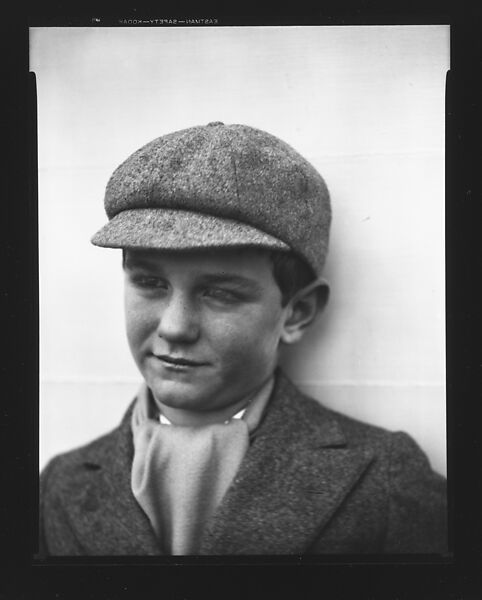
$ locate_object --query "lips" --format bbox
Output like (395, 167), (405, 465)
(154, 354), (207, 367)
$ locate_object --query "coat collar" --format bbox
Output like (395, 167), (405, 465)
(69, 370), (374, 555)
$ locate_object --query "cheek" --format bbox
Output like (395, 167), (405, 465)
(211, 307), (284, 371)
(124, 296), (156, 352)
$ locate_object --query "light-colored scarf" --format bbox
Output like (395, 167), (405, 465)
(130, 378), (274, 555)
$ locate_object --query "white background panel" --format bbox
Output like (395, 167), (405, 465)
(31, 25), (448, 475)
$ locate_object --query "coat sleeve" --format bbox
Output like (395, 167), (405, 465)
(382, 431), (448, 554)
(36, 458), (58, 559)
(36, 456), (88, 557)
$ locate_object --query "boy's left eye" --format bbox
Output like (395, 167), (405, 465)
(202, 287), (240, 302)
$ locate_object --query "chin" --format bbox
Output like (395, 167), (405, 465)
(150, 379), (212, 411)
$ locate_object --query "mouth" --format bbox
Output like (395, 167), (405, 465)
(153, 354), (208, 368)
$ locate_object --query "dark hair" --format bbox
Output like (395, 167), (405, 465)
(122, 248), (315, 307)
(269, 250), (316, 307)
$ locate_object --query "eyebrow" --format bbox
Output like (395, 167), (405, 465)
(197, 273), (263, 292)
(123, 256), (160, 270)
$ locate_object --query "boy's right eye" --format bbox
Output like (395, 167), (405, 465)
(130, 275), (168, 290)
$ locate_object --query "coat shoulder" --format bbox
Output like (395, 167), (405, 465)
(40, 410), (136, 506)
(279, 374), (405, 451)
(41, 424), (122, 478)
(41, 399), (136, 481)
(292, 384), (440, 474)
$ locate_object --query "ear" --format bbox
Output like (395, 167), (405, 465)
(280, 279), (330, 345)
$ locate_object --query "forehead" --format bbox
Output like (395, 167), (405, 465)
(123, 247), (274, 279)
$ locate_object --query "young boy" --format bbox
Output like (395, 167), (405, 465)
(38, 122), (447, 556)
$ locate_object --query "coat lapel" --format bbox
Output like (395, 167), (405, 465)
(67, 401), (162, 555)
(200, 374), (375, 555)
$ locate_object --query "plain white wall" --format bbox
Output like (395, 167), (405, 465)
(30, 25), (448, 475)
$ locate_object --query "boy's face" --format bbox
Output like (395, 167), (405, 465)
(123, 247), (289, 413)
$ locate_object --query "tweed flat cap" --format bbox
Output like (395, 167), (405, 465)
(91, 122), (331, 275)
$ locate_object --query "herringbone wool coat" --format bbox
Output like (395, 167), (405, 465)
(38, 371), (447, 556)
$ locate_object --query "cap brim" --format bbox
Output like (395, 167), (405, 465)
(91, 208), (290, 252)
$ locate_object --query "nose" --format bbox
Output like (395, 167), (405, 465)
(156, 291), (200, 344)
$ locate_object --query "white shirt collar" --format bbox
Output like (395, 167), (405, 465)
(159, 406), (247, 426)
